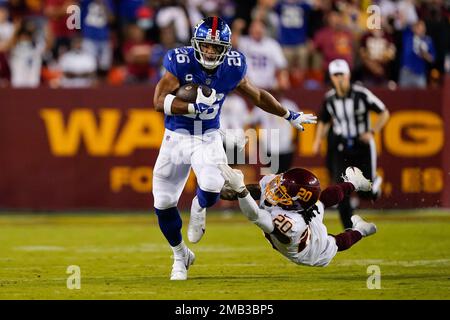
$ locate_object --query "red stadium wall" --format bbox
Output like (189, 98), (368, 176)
(442, 75), (450, 208)
(0, 85), (448, 211)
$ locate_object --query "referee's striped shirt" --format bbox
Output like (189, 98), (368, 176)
(319, 84), (386, 138)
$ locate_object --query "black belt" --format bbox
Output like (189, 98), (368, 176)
(334, 135), (360, 150)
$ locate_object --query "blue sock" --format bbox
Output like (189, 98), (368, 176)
(154, 207), (182, 247)
(196, 188), (220, 208)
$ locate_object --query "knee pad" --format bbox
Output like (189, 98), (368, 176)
(196, 188), (220, 208)
(153, 189), (179, 210)
(197, 168), (225, 193)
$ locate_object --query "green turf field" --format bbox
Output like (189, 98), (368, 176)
(0, 210), (449, 300)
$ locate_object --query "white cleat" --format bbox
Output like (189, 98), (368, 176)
(351, 215), (377, 237)
(343, 166), (372, 192)
(170, 248), (195, 281)
(188, 196), (206, 243)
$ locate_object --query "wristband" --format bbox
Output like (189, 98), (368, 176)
(237, 189), (249, 198)
(187, 103), (196, 114)
(283, 109), (291, 119)
(163, 94), (176, 115)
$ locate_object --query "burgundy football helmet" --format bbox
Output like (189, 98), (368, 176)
(264, 168), (321, 211)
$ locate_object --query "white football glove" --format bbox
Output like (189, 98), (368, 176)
(218, 164), (246, 193)
(193, 87), (217, 113)
(285, 110), (317, 131)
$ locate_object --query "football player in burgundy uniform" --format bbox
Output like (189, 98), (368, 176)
(220, 165), (377, 267)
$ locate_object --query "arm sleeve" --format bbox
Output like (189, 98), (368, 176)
(318, 100), (331, 123)
(238, 194), (274, 233)
(363, 87), (386, 113)
(319, 182), (355, 208)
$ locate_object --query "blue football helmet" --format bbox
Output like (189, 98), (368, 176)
(191, 16), (232, 70)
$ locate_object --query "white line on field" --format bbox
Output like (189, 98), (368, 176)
(12, 244), (263, 253)
(96, 291), (157, 295)
(334, 259), (450, 267)
(14, 246), (66, 252)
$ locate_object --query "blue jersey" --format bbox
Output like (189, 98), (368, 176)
(401, 27), (435, 76)
(163, 46), (247, 134)
(80, 0), (114, 41)
(275, 1), (311, 46)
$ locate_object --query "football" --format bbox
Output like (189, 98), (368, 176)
(174, 83), (212, 103)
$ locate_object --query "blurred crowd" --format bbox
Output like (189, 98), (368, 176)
(0, 0), (449, 89)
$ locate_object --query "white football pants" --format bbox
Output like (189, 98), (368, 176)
(152, 129), (228, 210)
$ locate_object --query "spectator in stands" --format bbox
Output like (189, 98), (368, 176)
(58, 35), (97, 87)
(359, 26), (396, 87)
(9, 18), (51, 87)
(301, 0), (330, 87)
(9, 0), (44, 20)
(149, 23), (181, 84)
(185, 0), (235, 27)
(80, 0), (114, 78)
(250, 0), (278, 39)
(399, 20), (435, 88)
(117, 0), (145, 24)
(122, 23), (152, 84)
(271, 0), (313, 87)
(308, 0), (329, 38)
(44, 0), (77, 59)
(8, 0), (47, 41)
(0, 0), (445, 90)
(378, 0), (397, 22)
(0, 50), (9, 86)
(214, 0), (239, 27)
(231, 0), (258, 36)
(0, 4), (13, 85)
(236, 19), (290, 91)
(396, 0), (419, 30)
(338, 0), (368, 37)
(155, 0), (191, 44)
(418, 0), (450, 83)
(311, 9), (354, 80)
(135, 4), (155, 31)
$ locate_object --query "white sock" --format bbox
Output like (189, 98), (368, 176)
(171, 241), (188, 259)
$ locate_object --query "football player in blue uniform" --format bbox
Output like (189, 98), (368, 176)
(152, 16), (317, 280)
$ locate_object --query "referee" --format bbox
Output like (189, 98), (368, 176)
(312, 59), (390, 229)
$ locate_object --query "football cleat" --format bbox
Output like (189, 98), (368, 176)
(343, 167), (372, 192)
(351, 215), (377, 237)
(170, 248), (195, 280)
(187, 196), (206, 243)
